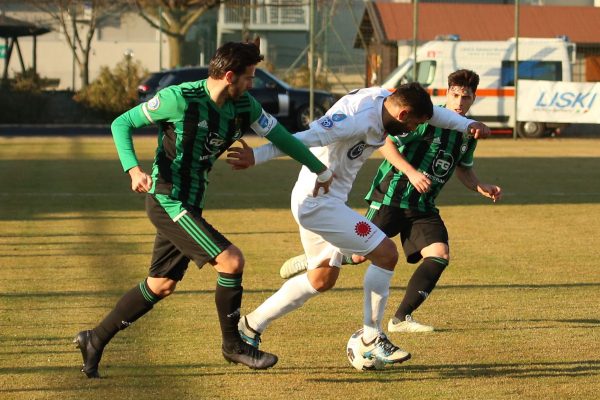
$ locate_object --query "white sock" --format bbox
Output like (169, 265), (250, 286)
(246, 273), (319, 333)
(362, 264), (394, 343)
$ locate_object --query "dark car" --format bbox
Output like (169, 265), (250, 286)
(137, 67), (336, 131)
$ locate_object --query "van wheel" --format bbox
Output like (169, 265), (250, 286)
(297, 105), (325, 131)
(516, 121), (546, 138)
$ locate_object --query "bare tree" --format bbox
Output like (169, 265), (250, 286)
(133, 0), (222, 68)
(28, 0), (127, 88)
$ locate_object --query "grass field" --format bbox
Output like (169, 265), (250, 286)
(0, 135), (599, 400)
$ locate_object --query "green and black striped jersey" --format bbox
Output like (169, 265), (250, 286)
(365, 116), (477, 213)
(112, 79), (325, 209)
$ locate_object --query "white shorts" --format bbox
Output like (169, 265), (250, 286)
(291, 192), (386, 270)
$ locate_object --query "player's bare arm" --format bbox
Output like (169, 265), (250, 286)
(477, 183), (502, 202)
(456, 166), (502, 202)
(380, 137), (431, 193)
(128, 165), (152, 193)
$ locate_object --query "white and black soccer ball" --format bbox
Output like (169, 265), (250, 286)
(346, 328), (385, 371)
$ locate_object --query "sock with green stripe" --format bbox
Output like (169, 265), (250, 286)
(394, 256), (448, 320)
(215, 272), (243, 349)
(342, 255), (358, 265)
(93, 278), (160, 347)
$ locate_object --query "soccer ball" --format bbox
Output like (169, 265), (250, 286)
(346, 328), (385, 371)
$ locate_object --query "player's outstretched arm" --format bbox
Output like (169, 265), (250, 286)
(456, 166), (502, 202)
(226, 134), (334, 197)
(428, 106), (490, 138)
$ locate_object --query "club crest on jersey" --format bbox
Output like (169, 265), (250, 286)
(347, 141), (367, 160)
(460, 143), (468, 154)
(147, 96), (160, 111)
(354, 221), (372, 237)
(233, 116), (244, 139)
(432, 150), (455, 177)
(318, 116), (334, 129)
(331, 113), (347, 122)
(204, 131), (225, 155)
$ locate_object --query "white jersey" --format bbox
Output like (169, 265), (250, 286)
(253, 87), (474, 203)
(293, 87), (389, 202)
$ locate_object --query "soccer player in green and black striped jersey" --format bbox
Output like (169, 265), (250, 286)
(279, 70), (502, 334)
(364, 69), (502, 333)
(73, 40), (333, 378)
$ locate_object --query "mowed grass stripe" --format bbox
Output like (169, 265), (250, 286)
(0, 136), (598, 399)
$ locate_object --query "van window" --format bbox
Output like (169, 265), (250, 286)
(404, 61), (437, 87)
(500, 61), (562, 86)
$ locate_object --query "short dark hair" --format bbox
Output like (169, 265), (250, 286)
(208, 42), (264, 79)
(389, 82), (434, 119)
(448, 69), (479, 93)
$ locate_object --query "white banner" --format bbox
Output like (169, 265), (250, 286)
(517, 80), (600, 123)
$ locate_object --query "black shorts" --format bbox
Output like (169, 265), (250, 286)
(367, 203), (448, 264)
(145, 194), (231, 281)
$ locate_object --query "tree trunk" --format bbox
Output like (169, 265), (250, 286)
(168, 35), (185, 68)
(81, 50), (90, 88)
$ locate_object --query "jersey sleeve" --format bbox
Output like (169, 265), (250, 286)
(139, 86), (186, 124)
(111, 87), (185, 172)
(111, 104), (152, 172)
(428, 105), (474, 133)
(459, 139), (478, 168)
(248, 95), (278, 138)
(307, 112), (364, 146)
(246, 95), (326, 173)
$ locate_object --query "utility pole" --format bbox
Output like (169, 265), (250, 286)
(309, 0), (315, 122)
(412, 0), (418, 81)
(159, 6), (163, 70)
(513, 0), (520, 139)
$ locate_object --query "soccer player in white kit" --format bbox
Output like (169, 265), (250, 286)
(227, 82), (490, 365)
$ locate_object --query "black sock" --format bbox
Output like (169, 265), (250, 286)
(215, 272), (243, 349)
(395, 257), (448, 320)
(93, 279), (160, 347)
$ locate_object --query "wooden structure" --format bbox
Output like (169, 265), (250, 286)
(0, 14), (50, 82)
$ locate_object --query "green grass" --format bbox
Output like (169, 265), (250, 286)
(0, 136), (599, 399)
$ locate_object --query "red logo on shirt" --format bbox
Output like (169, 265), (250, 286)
(355, 221), (372, 237)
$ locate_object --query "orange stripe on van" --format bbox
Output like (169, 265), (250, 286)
(427, 88), (515, 97)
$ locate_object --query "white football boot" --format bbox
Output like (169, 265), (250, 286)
(388, 314), (434, 333)
(279, 254), (309, 279)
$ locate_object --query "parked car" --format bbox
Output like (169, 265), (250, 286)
(137, 67), (336, 131)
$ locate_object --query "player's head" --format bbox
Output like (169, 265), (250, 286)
(385, 82), (433, 133)
(446, 69), (479, 116)
(208, 39), (264, 99)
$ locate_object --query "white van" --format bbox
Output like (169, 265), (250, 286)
(381, 37), (576, 137)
